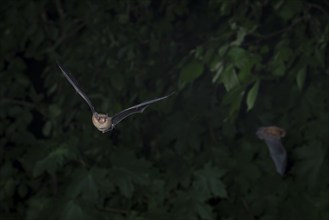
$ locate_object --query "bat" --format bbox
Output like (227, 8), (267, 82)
(256, 126), (287, 176)
(57, 62), (173, 133)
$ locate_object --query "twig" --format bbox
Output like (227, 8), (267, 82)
(308, 3), (329, 18)
(41, 1), (85, 53)
(244, 17), (304, 46)
(45, 22), (85, 53)
(0, 99), (35, 109)
(55, 0), (65, 20)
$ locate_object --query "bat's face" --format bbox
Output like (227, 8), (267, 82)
(92, 113), (113, 133)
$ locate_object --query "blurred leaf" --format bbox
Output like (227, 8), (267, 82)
(196, 202), (213, 220)
(26, 197), (51, 220)
(61, 200), (85, 220)
(193, 163), (227, 199)
(211, 62), (223, 83)
(33, 145), (76, 176)
(179, 60), (204, 88)
(294, 141), (327, 186)
(65, 169), (98, 202)
(246, 80), (260, 111)
(277, 0), (303, 20)
(42, 121), (52, 136)
(296, 68), (306, 90)
(49, 104), (62, 118)
(221, 65), (239, 91)
(232, 28), (246, 46)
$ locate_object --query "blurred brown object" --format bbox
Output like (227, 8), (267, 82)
(256, 126), (287, 176)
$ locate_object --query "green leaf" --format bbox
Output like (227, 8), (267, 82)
(277, 0), (303, 20)
(211, 62), (223, 83)
(61, 201), (85, 220)
(273, 61), (285, 76)
(221, 87), (246, 120)
(118, 14), (129, 24)
(226, 46), (260, 82)
(228, 47), (247, 63)
(193, 163), (227, 199)
(271, 45), (293, 76)
(49, 104), (62, 118)
(231, 27), (246, 46)
(33, 145), (75, 176)
(196, 203), (213, 220)
(220, 65), (240, 91)
(42, 121), (52, 136)
(293, 141), (327, 187)
(296, 68), (306, 90)
(179, 60), (204, 87)
(65, 170), (98, 202)
(246, 80), (260, 111)
(26, 197), (51, 220)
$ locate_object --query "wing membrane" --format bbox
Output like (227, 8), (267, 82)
(111, 93), (173, 127)
(57, 62), (96, 113)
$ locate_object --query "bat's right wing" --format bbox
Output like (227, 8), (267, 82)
(263, 138), (287, 176)
(111, 93), (174, 128)
(57, 62), (96, 113)
(256, 126), (287, 176)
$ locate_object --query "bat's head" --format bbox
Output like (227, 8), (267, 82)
(92, 113), (113, 133)
(256, 126), (286, 140)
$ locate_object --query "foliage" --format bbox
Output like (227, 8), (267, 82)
(0, 0), (328, 219)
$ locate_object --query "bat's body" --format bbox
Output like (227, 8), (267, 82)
(256, 126), (287, 176)
(57, 62), (173, 133)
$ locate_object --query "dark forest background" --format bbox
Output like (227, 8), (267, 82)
(0, 0), (328, 220)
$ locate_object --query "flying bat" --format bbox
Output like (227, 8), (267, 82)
(57, 62), (173, 133)
(256, 126), (287, 176)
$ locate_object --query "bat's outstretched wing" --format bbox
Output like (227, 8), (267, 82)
(256, 126), (287, 176)
(57, 62), (96, 113)
(111, 93), (174, 127)
(263, 138), (287, 176)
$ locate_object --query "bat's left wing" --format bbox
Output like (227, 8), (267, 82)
(111, 93), (174, 128)
(57, 61), (96, 113)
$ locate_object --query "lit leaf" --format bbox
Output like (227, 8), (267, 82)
(246, 80), (260, 111)
(221, 65), (239, 91)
